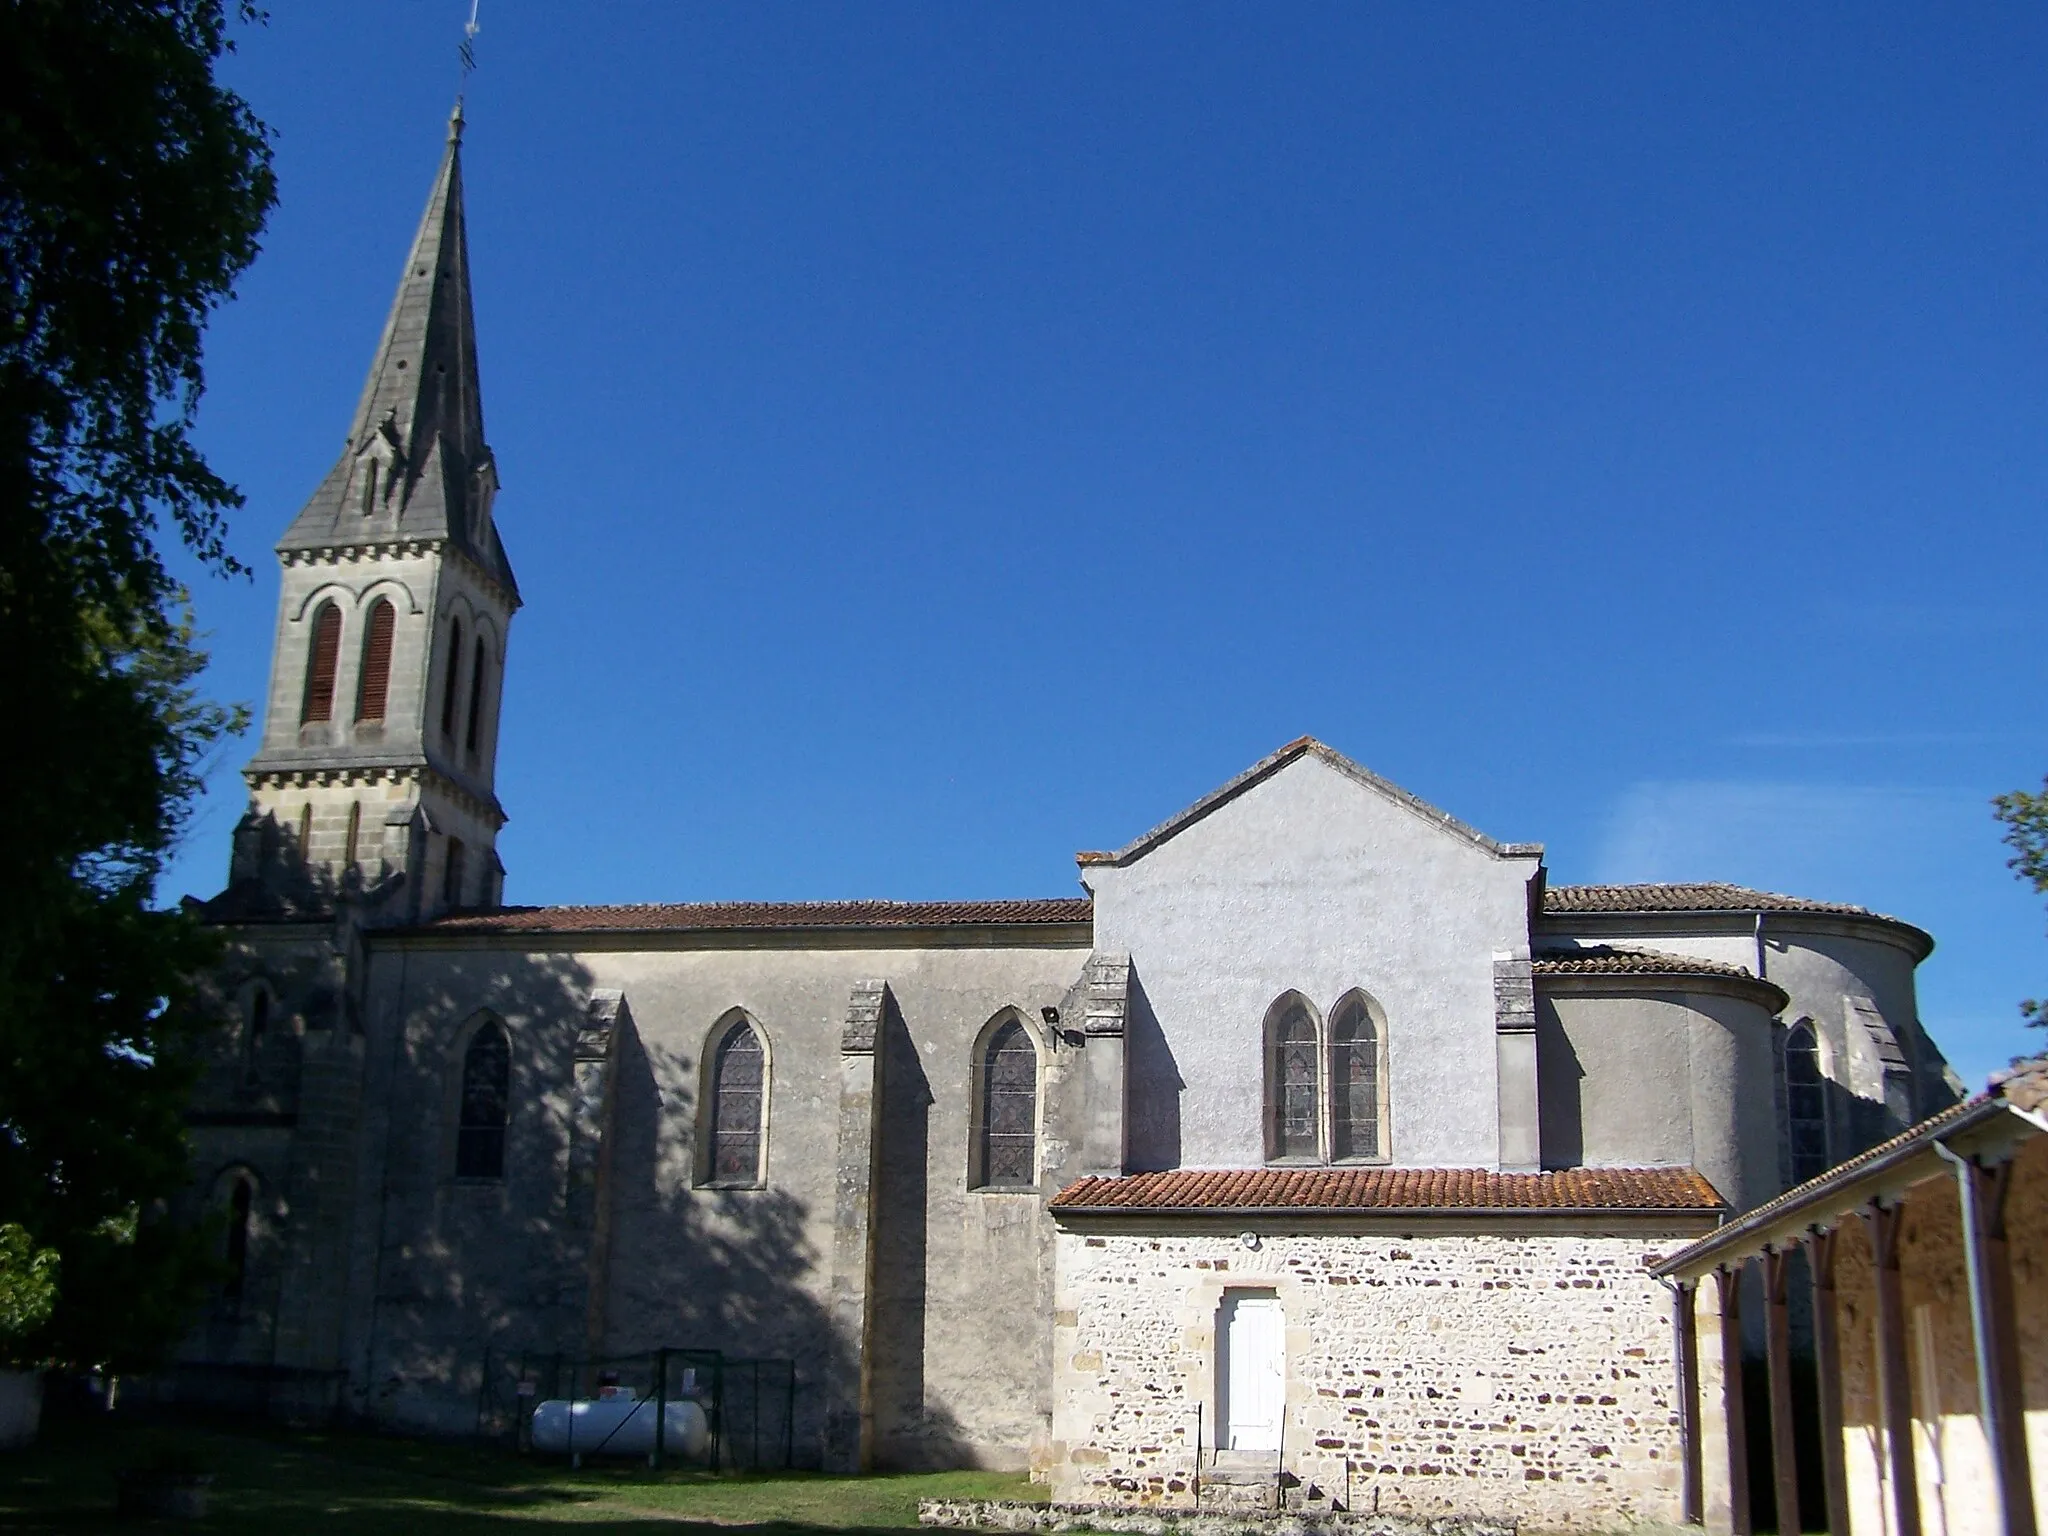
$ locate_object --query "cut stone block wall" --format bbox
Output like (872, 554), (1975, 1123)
(1050, 1224), (1698, 1530)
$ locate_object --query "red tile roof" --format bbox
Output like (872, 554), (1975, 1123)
(1050, 1166), (1724, 1214)
(1546, 882), (1875, 917)
(416, 897), (1094, 935)
(1533, 945), (1753, 980)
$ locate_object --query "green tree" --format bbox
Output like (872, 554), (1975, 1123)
(1995, 778), (2048, 1029)
(0, 1), (273, 1367)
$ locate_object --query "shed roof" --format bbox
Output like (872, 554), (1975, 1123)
(1050, 1165), (1724, 1215)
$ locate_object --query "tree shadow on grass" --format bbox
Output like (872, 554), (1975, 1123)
(1, 1418), (1029, 1533)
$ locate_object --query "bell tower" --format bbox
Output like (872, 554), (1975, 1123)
(223, 104), (518, 921)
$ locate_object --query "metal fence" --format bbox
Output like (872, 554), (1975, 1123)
(476, 1346), (796, 1470)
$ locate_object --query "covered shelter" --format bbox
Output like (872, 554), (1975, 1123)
(1653, 1057), (2048, 1536)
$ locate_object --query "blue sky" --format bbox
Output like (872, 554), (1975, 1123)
(166, 4), (2046, 1087)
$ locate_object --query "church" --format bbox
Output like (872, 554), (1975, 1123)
(176, 110), (1965, 1528)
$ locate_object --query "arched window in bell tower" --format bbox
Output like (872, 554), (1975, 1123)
(439, 616), (464, 739)
(355, 598), (395, 721)
(465, 636), (488, 755)
(301, 602), (342, 722)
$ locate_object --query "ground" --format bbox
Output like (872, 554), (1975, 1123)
(0, 1417), (1039, 1532)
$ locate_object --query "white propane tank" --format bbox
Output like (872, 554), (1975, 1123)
(530, 1394), (709, 1458)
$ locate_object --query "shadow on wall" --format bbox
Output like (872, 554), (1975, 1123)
(572, 980), (852, 1466)
(1124, 970), (1182, 1173)
(353, 947), (846, 1466)
(1536, 1010), (1584, 1171)
(868, 987), (972, 1470)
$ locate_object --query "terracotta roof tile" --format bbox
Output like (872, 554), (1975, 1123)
(1534, 946), (1755, 981)
(1050, 1166), (1723, 1214)
(415, 897), (1094, 936)
(1545, 882), (1876, 917)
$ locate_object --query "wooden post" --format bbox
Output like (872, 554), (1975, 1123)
(1675, 1279), (1704, 1526)
(1862, 1201), (1920, 1536)
(1763, 1248), (1800, 1536)
(1719, 1263), (1753, 1536)
(1957, 1157), (2036, 1536)
(1807, 1226), (1851, 1536)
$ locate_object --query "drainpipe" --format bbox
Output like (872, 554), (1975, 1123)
(1930, 1139), (2010, 1536)
(1753, 911), (1766, 984)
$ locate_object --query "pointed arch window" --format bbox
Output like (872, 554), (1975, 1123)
(444, 838), (467, 909)
(242, 985), (270, 1084)
(439, 616), (464, 738)
(1329, 992), (1384, 1162)
(707, 1018), (767, 1185)
(301, 602), (342, 722)
(456, 1019), (510, 1179)
(355, 598), (396, 721)
(1786, 1022), (1828, 1184)
(976, 1018), (1039, 1189)
(223, 1174), (254, 1309)
(465, 636), (488, 754)
(1266, 996), (1321, 1162)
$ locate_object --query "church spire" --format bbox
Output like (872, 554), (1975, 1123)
(278, 103), (515, 598)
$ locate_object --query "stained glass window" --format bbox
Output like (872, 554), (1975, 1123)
(457, 1020), (510, 1179)
(979, 1021), (1038, 1188)
(1330, 994), (1380, 1161)
(711, 1021), (766, 1184)
(1270, 1002), (1319, 1161)
(1787, 1023), (1828, 1184)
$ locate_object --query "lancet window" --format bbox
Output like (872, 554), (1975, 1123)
(1266, 996), (1320, 1162)
(1329, 991), (1383, 1161)
(1786, 1022), (1829, 1185)
(456, 1019), (510, 1180)
(976, 1018), (1039, 1189)
(707, 1017), (767, 1185)
(440, 616), (464, 738)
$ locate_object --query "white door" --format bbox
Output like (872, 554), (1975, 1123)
(1221, 1293), (1285, 1452)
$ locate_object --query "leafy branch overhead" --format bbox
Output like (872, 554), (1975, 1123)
(0, 1), (275, 1368)
(1993, 778), (2048, 1028)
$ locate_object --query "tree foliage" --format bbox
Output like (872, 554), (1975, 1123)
(0, 1), (273, 1367)
(1995, 778), (2048, 1029)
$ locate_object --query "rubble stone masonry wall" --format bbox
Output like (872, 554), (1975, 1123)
(1050, 1225), (1694, 1530)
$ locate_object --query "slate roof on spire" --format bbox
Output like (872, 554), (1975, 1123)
(278, 104), (517, 598)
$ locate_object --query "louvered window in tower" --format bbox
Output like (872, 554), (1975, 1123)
(1329, 993), (1382, 1161)
(355, 599), (396, 721)
(301, 602), (342, 722)
(456, 1020), (510, 1179)
(978, 1020), (1038, 1188)
(709, 1021), (766, 1184)
(440, 617), (464, 738)
(1268, 1000), (1320, 1161)
(465, 637), (487, 754)
(1787, 1024), (1829, 1184)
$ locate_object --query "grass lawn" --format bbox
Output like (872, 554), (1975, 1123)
(0, 1415), (1041, 1532)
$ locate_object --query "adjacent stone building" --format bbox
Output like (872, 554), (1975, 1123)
(175, 111), (1966, 1527)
